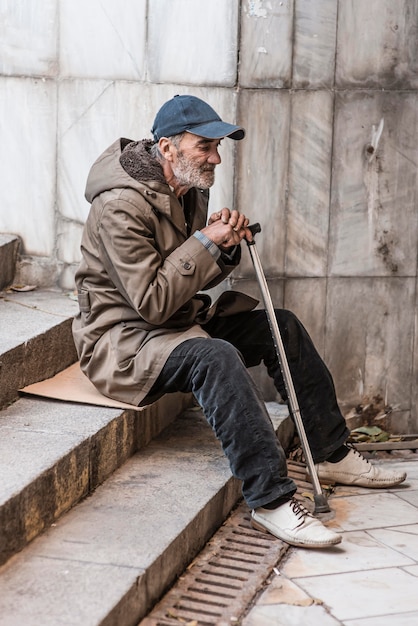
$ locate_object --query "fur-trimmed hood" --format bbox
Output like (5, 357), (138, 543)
(119, 139), (166, 184)
(85, 138), (167, 204)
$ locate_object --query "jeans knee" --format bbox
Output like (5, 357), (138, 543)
(275, 308), (299, 327)
(202, 338), (244, 366)
(274, 309), (304, 360)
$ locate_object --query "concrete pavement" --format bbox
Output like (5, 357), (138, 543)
(243, 456), (418, 625)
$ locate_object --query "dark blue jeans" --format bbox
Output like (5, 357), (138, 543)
(147, 309), (349, 509)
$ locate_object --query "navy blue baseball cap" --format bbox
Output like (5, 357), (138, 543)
(151, 95), (245, 141)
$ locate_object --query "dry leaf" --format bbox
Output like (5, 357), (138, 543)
(301, 492), (314, 501)
(166, 608), (186, 622)
(10, 284), (37, 292)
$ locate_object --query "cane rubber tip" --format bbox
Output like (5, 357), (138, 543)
(313, 494), (331, 514)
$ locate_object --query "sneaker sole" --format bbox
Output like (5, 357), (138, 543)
(251, 518), (342, 549)
(306, 471), (407, 489)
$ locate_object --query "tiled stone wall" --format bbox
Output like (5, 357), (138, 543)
(1, 0), (417, 431)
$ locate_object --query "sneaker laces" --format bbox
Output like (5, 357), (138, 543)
(289, 497), (313, 521)
(347, 443), (371, 466)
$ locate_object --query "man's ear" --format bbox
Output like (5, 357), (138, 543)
(159, 137), (175, 162)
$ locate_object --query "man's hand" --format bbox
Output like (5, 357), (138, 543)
(204, 208), (252, 250)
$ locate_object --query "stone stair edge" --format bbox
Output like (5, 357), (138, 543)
(0, 404), (292, 626)
(0, 234), (20, 292)
(0, 391), (193, 568)
(0, 288), (80, 409)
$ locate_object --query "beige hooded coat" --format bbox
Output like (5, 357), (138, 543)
(72, 138), (257, 406)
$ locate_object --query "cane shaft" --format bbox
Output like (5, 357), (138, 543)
(247, 235), (330, 513)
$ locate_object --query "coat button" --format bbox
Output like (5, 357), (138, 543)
(183, 262), (191, 270)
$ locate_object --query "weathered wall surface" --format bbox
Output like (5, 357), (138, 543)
(0, 0), (417, 431)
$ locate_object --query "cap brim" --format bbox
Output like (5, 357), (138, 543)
(186, 120), (245, 140)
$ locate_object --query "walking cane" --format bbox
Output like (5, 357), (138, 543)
(246, 223), (330, 514)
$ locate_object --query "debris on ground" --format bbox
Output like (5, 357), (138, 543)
(349, 427), (418, 455)
(345, 394), (392, 432)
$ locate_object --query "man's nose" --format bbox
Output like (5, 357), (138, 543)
(208, 149), (221, 164)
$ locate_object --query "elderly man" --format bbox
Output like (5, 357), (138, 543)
(73, 95), (406, 549)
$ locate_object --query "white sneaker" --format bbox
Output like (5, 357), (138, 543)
(315, 447), (407, 488)
(251, 498), (342, 548)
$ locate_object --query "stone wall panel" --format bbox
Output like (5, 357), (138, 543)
(283, 277), (327, 358)
(235, 89), (290, 277)
(239, 0), (293, 88)
(412, 284), (418, 432)
(60, 0), (147, 80)
(325, 277), (415, 421)
(286, 90), (334, 277)
(0, 77), (56, 256)
(336, 0), (418, 89)
(57, 80), (154, 224)
(0, 0), (57, 77)
(148, 0), (239, 86)
(293, 0), (338, 88)
(330, 91), (418, 277)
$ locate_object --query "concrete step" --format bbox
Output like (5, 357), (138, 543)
(0, 289), (79, 408)
(0, 403), (292, 626)
(0, 392), (191, 568)
(0, 287), (193, 566)
(0, 234), (20, 291)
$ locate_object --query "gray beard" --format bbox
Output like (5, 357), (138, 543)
(172, 153), (215, 189)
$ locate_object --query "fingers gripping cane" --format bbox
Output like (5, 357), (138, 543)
(247, 223), (330, 514)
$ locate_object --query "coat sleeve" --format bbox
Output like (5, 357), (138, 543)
(96, 194), (227, 326)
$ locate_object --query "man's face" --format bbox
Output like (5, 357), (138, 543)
(171, 133), (222, 189)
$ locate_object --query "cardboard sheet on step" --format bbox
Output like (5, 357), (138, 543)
(20, 362), (141, 411)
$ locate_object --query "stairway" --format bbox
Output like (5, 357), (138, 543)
(0, 237), (292, 625)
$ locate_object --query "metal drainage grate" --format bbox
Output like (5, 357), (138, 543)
(140, 459), (318, 626)
(139, 501), (289, 626)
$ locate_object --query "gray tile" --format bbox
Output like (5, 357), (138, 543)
(59, 0), (146, 80)
(286, 91), (333, 277)
(284, 278), (327, 356)
(57, 79), (154, 225)
(395, 489), (418, 508)
(0, 0), (57, 76)
(326, 493), (418, 532)
(344, 611), (418, 626)
(282, 529), (414, 578)
(369, 525), (418, 561)
(329, 91), (418, 277)
(390, 461), (418, 486)
(239, 0), (293, 88)
(412, 305), (418, 432)
(243, 602), (341, 625)
(325, 277), (415, 410)
(57, 220), (84, 265)
(336, 0), (418, 89)
(297, 567), (418, 621)
(402, 565), (418, 577)
(293, 0), (338, 88)
(148, 0), (239, 86)
(0, 77), (57, 256)
(236, 90), (290, 276)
